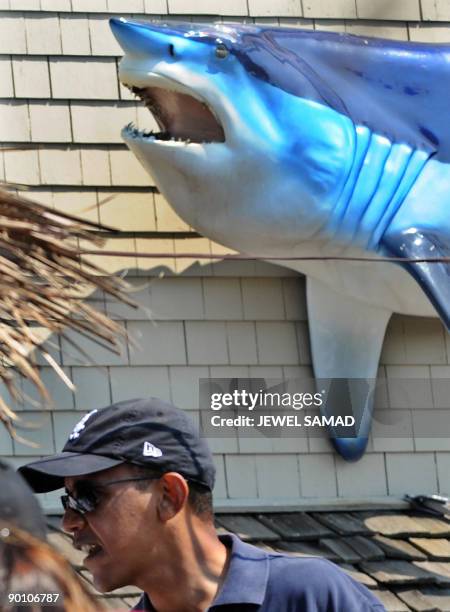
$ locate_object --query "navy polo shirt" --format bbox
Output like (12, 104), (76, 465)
(132, 533), (386, 611)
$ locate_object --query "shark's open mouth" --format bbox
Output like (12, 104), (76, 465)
(125, 86), (225, 144)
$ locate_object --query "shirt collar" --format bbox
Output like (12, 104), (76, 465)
(211, 533), (269, 608)
(134, 533), (269, 611)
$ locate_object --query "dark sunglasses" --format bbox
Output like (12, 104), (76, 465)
(61, 476), (160, 515)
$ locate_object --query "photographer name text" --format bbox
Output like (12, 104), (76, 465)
(211, 414), (355, 428)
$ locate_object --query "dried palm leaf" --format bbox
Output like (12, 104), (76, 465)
(0, 186), (136, 439)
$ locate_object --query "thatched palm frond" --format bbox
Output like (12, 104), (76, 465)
(0, 187), (135, 438)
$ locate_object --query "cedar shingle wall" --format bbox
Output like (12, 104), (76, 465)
(1, 1), (449, 508)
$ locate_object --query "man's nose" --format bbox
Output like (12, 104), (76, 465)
(61, 507), (86, 533)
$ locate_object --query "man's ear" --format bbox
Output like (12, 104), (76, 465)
(157, 472), (189, 521)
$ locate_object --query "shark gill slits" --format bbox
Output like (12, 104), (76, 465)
(419, 126), (439, 147)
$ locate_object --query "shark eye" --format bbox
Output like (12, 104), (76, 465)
(168, 43), (175, 57)
(215, 43), (229, 59)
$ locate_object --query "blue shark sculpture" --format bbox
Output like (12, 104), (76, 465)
(110, 18), (450, 461)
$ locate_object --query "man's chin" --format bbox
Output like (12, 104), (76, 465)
(91, 573), (126, 594)
(85, 556), (125, 593)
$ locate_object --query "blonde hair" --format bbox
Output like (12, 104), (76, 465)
(0, 524), (102, 612)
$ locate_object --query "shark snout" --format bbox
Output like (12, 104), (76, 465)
(110, 18), (185, 59)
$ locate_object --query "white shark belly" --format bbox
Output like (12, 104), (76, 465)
(269, 242), (436, 317)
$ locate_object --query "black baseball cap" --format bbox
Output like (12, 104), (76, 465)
(19, 398), (215, 493)
(0, 460), (47, 539)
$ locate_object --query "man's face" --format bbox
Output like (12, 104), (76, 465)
(62, 464), (159, 592)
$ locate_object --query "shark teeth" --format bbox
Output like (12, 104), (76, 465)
(124, 122), (156, 140)
(122, 83), (224, 145)
(123, 122), (210, 145)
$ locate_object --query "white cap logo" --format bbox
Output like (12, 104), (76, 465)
(143, 441), (163, 457)
(69, 409), (98, 441)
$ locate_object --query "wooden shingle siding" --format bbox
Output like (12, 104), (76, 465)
(25, 13), (62, 53)
(0, 58), (14, 96)
(0, 14), (27, 53)
(356, 0), (421, 21)
(29, 102), (72, 142)
(167, 0), (247, 15)
(41, 0), (71, 10)
(248, 0), (303, 17)
(422, 0), (450, 20)
(303, 0), (357, 19)
(71, 0), (108, 11)
(0, 0), (445, 22)
(345, 20), (409, 39)
(12, 57), (51, 97)
(409, 22), (450, 42)
(50, 58), (118, 99)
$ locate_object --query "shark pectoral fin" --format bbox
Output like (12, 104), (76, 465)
(382, 229), (450, 332)
(306, 277), (392, 461)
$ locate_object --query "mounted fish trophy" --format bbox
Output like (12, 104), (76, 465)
(110, 18), (450, 461)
